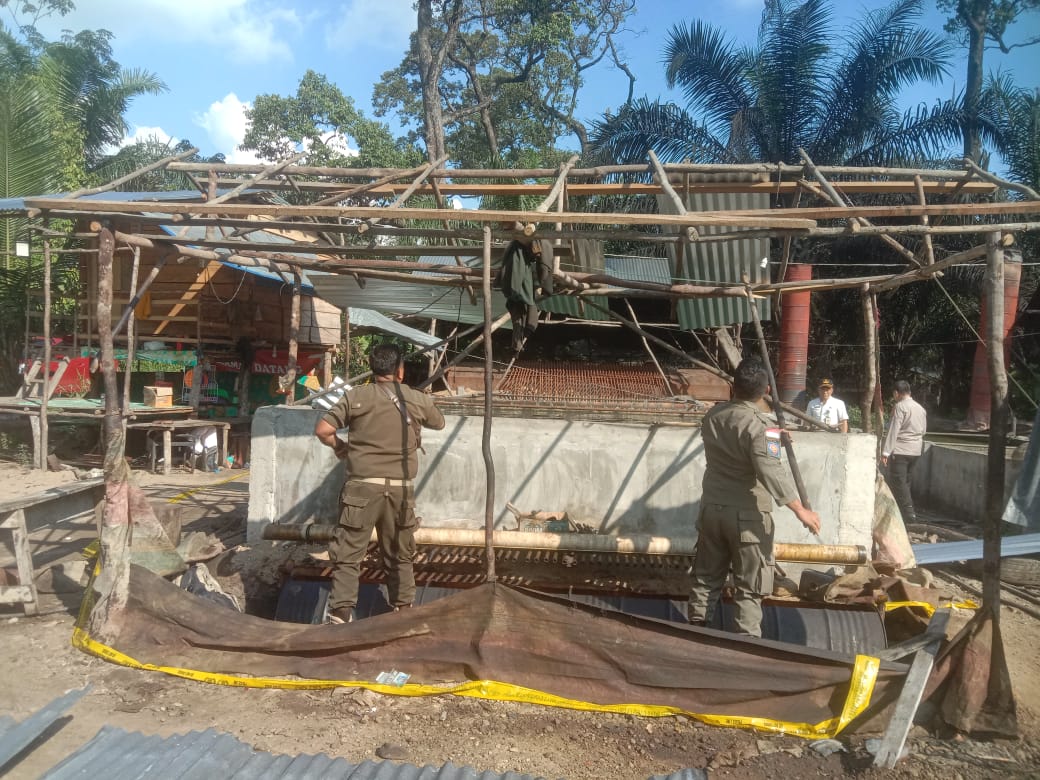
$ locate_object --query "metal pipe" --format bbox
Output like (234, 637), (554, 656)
(261, 524), (866, 564)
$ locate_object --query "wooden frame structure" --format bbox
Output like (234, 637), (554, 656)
(4, 152), (1038, 619)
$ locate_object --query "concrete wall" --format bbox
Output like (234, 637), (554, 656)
(247, 406), (878, 552)
(912, 443), (1023, 522)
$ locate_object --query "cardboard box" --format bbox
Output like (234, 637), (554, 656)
(143, 385), (173, 408)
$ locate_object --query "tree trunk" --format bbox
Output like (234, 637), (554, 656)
(416, 0), (464, 163)
(963, 4), (989, 162)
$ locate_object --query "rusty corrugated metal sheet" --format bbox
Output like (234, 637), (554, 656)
(657, 175), (771, 330)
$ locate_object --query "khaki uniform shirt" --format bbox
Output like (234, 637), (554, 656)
(321, 381), (445, 479)
(882, 396), (927, 457)
(701, 399), (797, 512)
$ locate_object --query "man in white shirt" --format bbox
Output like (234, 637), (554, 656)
(806, 378), (849, 433)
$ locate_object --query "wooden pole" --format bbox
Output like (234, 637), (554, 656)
(861, 284), (876, 433)
(121, 246), (141, 425)
(481, 225), (496, 582)
(983, 231), (1008, 619)
(746, 288), (813, 508)
(625, 299), (675, 396)
(416, 312), (512, 390)
(283, 270), (301, 404)
(40, 228), (51, 470)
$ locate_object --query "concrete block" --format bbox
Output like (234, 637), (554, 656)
(247, 406), (878, 552)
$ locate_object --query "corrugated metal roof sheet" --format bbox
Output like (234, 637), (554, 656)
(0, 687), (90, 772)
(348, 308), (443, 347)
(658, 187), (771, 330)
(42, 726), (548, 779)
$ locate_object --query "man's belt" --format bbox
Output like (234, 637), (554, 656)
(353, 477), (413, 487)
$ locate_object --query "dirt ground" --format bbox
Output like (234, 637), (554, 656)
(1, 463), (1039, 779)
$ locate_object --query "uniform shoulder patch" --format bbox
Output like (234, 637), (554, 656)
(765, 427), (782, 459)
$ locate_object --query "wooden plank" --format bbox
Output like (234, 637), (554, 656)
(25, 197), (819, 229)
(153, 259), (223, 336)
(873, 608), (951, 768)
(0, 478), (105, 515)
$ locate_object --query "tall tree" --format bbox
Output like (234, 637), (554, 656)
(375, 0), (636, 166)
(937, 0), (1040, 162)
(590, 0), (964, 166)
(241, 70), (420, 169)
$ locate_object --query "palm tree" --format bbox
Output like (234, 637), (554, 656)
(0, 26), (165, 389)
(590, 0), (968, 166)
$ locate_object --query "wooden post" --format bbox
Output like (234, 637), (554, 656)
(481, 225), (496, 582)
(625, 299), (674, 395)
(861, 284), (876, 433)
(40, 229), (51, 470)
(121, 246), (140, 426)
(344, 310), (351, 376)
(89, 224), (132, 643)
(983, 231), (1007, 618)
(746, 289), (813, 508)
(284, 270), (301, 404)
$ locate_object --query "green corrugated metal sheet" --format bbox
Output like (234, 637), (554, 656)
(658, 185), (771, 330)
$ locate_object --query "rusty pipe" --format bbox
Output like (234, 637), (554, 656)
(261, 524), (867, 564)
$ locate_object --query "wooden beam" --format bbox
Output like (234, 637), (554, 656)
(153, 260), (222, 336)
(207, 152), (306, 206)
(28, 194), (1040, 226)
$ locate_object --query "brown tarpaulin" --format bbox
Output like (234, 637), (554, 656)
(79, 564), (909, 732)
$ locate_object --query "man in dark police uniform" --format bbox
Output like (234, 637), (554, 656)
(688, 357), (820, 636)
(314, 344), (445, 624)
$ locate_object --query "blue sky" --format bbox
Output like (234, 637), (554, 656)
(33, 0), (1040, 163)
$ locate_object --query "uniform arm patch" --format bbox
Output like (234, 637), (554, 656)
(765, 427), (782, 459)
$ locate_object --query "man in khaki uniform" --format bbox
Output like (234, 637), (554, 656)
(315, 344), (445, 624)
(689, 357), (820, 636)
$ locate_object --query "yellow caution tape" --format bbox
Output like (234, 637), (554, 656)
(167, 469), (249, 504)
(71, 482), (879, 740)
(884, 599), (979, 617)
(70, 625), (877, 738)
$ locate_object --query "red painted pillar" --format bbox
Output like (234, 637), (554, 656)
(966, 253), (1022, 429)
(778, 264), (812, 404)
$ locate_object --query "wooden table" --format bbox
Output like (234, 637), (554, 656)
(126, 419), (231, 475)
(0, 478), (105, 615)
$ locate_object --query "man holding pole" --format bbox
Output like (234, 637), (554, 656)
(688, 357), (821, 637)
(314, 344), (445, 624)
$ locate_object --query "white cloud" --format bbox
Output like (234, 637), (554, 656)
(125, 126), (175, 146)
(195, 93), (263, 164)
(37, 0), (301, 64)
(323, 0), (415, 52)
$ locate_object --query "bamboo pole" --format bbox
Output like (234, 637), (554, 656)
(40, 229), (51, 470)
(799, 148), (922, 268)
(261, 523), (867, 563)
(983, 231), (1008, 619)
(481, 225), (496, 582)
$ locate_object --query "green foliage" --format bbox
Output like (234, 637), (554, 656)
(373, 0), (634, 166)
(590, 0), (963, 166)
(0, 1), (164, 389)
(937, 0), (1040, 51)
(241, 70), (421, 168)
(90, 137), (225, 192)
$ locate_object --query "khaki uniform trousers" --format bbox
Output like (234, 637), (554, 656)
(688, 503), (775, 637)
(329, 479), (417, 611)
